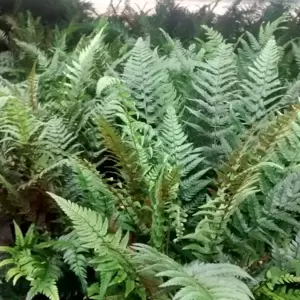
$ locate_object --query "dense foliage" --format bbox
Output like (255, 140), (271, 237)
(1, 1), (300, 300)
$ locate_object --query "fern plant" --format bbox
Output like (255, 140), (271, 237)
(0, 90), (79, 226)
(0, 222), (62, 300)
(46, 192), (254, 300)
(185, 105), (300, 261)
(48, 192), (150, 299)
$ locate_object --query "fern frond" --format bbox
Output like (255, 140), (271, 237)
(256, 285), (300, 300)
(54, 232), (88, 291)
(288, 231), (300, 262)
(256, 266), (300, 300)
(13, 221), (25, 248)
(160, 105), (199, 169)
(219, 107), (300, 260)
(185, 108), (292, 258)
(26, 259), (61, 300)
(258, 15), (288, 47)
(68, 159), (116, 216)
(96, 76), (121, 97)
(14, 39), (49, 70)
(258, 171), (300, 234)
(123, 38), (176, 124)
(166, 203), (187, 242)
(42, 117), (80, 156)
(48, 193), (135, 271)
(148, 165), (180, 250)
(264, 107), (300, 165)
(48, 193), (150, 298)
(134, 244), (253, 300)
(160, 29), (198, 74)
(240, 38), (283, 124)
(201, 25), (224, 58)
(48, 193), (111, 249)
(281, 80), (300, 106)
(0, 96), (43, 152)
(65, 27), (106, 98)
(99, 118), (146, 201)
(160, 105), (209, 201)
(0, 223), (61, 300)
(27, 62), (38, 112)
(187, 43), (238, 166)
(271, 230), (300, 273)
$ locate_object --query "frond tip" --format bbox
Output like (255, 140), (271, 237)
(47, 192), (110, 250)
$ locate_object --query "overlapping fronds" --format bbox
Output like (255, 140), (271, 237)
(67, 159), (116, 216)
(148, 164), (180, 250)
(160, 28), (199, 74)
(272, 230), (300, 273)
(134, 244), (253, 300)
(237, 15), (288, 75)
(255, 266), (300, 300)
(99, 117), (146, 201)
(185, 106), (299, 258)
(1, 8), (300, 300)
(48, 193), (147, 299)
(0, 223), (61, 300)
(54, 232), (88, 291)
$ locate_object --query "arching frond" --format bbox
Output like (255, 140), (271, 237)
(96, 76), (121, 97)
(14, 39), (49, 70)
(258, 15), (288, 47)
(134, 244), (253, 300)
(201, 25), (224, 58)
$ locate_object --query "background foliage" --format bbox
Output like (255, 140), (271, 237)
(1, 0), (300, 299)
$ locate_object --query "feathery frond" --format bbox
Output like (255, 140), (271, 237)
(187, 43), (238, 166)
(134, 244), (253, 300)
(123, 38), (176, 124)
(239, 38), (283, 124)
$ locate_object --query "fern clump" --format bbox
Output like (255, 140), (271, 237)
(2, 10), (300, 300)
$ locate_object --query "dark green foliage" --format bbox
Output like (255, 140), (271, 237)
(0, 0), (94, 26)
